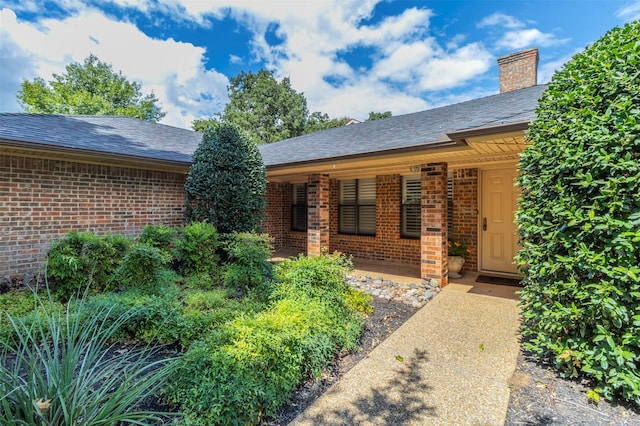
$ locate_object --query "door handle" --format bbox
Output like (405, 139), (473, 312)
(483, 217), (487, 231)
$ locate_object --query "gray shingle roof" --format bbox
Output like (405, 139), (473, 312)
(258, 85), (546, 167)
(0, 114), (202, 164)
(0, 85), (545, 168)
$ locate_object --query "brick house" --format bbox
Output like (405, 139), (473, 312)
(262, 48), (542, 287)
(0, 116), (201, 283)
(1, 48), (542, 288)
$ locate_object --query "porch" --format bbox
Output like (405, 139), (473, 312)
(271, 250), (520, 301)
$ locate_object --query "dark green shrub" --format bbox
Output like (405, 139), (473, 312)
(81, 287), (258, 348)
(111, 244), (175, 293)
(175, 221), (220, 279)
(223, 232), (273, 291)
(166, 253), (368, 425)
(46, 231), (132, 300)
(517, 21), (640, 405)
(139, 224), (176, 260)
(184, 123), (267, 234)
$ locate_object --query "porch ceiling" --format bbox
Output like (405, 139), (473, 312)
(266, 130), (528, 182)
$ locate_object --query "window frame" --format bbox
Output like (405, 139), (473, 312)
(290, 182), (308, 232)
(338, 178), (376, 236)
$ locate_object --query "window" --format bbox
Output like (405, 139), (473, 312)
(339, 178), (376, 235)
(400, 173), (454, 238)
(291, 183), (307, 231)
(401, 176), (421, 238)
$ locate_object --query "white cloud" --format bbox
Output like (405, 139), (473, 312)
(0, 6), (229, 128)
(478, 12), (569, 52)
(616, 1), (640, 21)
(496, 28), (569, 50)
(477, 12), (525, 29)
(1, 0), (505, 128)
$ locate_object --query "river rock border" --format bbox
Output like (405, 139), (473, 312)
(345, 274), (440, 308)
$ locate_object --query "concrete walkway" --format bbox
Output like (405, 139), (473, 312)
(290, 285), (521, 426)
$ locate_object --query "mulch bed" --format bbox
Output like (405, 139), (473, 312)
(505, 351), (640, 425)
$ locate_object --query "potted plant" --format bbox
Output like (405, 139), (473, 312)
(447, 237), (469, 279)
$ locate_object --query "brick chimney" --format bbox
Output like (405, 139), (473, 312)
(497, 48), (539, 93)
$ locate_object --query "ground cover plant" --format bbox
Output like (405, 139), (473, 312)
(2, 224), (371, 424)
(516, 21), (640, 405)
(165, 252), (370, 425)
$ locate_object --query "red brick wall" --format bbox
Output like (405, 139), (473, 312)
(0, 154), (186, 281)
(452, 168), (478, 271)
(264, 181), (306, 254)
(329, 175), (420, 264)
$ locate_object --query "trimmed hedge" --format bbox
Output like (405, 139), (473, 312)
(516, 21), (640, 404)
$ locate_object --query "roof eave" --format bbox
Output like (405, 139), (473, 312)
(0, 138), (192, 170)
(264, 138), (459, 170)
(446, 121), (530, 142)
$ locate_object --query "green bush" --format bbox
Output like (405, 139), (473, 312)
(516, 21), (640, 405)
(272, 251), (354, 302)
(175, 221), (220, 280)
(0, 291), (64, 345)
(0, 293), (177, 425)
(223, 232), (273, 291)
(111, 244), (176, 293)
(166, 253), (368, 425)
(139, 223), (176, 261)
(81, 286), (259, 348)
(46, 231), (132, 300)
(184, 123), (267, 234)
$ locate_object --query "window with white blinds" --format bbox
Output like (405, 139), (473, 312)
(291, 183), (307, 231)
(339, 178), (376, 235)
(401, 176), (421, 238)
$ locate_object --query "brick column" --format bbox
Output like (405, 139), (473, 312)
(421, 163), (449, 287)
(307, 174), (330, 256)
(453, 168), (478, 271)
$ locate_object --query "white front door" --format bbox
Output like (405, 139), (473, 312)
(481, 168), (519, 275)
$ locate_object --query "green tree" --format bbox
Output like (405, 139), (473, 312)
(366, 111), (392, 121)
(17, 54), (165, 122)
(184, 123), (266, 234)
(221, 69), (308, 144)
(516, 21), (640, 405)
(303, 111), (350, 134)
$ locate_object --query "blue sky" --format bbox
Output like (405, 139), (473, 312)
(1, 1), (638, 129)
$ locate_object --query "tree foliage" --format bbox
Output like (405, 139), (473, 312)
(184, 123), (266, 234)
(366, 111), (392, 121)
(516, 21), (640, 405)
(222, 69), (308, 144)
(17, 54), (165, 122)
(192, 68), (394, 139)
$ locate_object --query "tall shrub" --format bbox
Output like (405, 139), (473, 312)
(46, 231), (132, 300)
(184, 123), (266, 234)
(516, 21), (640, 404)
(174, 221), (220, 279)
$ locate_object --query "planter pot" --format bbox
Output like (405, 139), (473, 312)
(448, 255), (465, 279)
